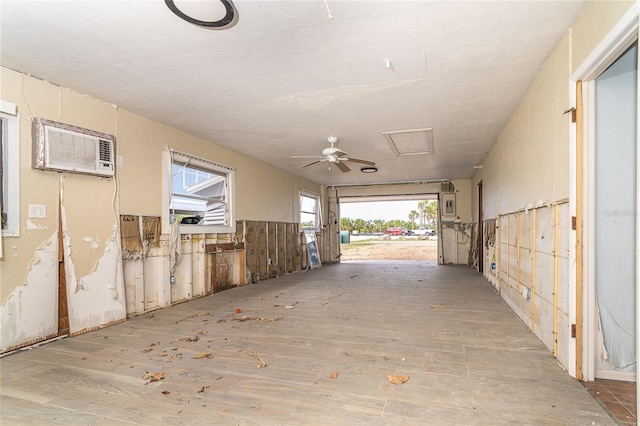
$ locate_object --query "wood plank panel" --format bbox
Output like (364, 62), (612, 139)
(268, 222), (278, 278)
(244, 221), (259, 283)
(0, 262), (614, 425)
(277, 222), (286, 276)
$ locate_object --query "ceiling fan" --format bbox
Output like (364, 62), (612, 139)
(292, 137), (376, 172)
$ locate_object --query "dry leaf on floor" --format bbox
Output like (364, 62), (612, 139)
(431, 304), (446, 309)
(285, 301), (299, 309)
(198, 385), (210, 393)
(245, 351), (267, 368)
(142, 372), (165, 382)
(329, 371), (338, 379)
(194, 352), (213, 359)
(232, 316), (282, 322)
(168, 354), (179, 362)
(387, 374), (409, 385)
(161, 390), (170, 395)
(142, 348), (154, 353)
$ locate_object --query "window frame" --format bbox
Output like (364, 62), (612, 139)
(300, 190), (321, 232)
(1, 100), (20, 239)
(162, 149), (236, 234)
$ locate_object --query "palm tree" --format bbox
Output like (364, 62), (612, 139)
(340, 217), (354, 231)
(423, 201), (438, 228)
(417, 200), (428, 225)
(408, 210), (419, 229)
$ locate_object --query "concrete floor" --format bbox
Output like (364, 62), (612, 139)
(0, 261), (616, 425)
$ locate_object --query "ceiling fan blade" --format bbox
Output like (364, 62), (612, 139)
(300, 159), (327, 168)
(291, 155), (324, 159)
(336, 161), (351, 172)
(345, 157), (376, 166)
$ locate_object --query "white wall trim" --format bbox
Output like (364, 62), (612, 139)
(569, 1), (639, 383)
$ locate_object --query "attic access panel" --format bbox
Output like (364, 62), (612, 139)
(383, 128), (434, 157)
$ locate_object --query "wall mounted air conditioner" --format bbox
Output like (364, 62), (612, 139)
(32, 118), (115, 177)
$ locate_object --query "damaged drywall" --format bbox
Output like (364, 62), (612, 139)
(60, 200), (126, 335)
(120, 217), (305, 316)
(480, 200), (571, 368)
(0, 233), (58, 352)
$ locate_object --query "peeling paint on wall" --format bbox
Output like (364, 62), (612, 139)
(25, 219), (47, 230)
(60, 204), (126, 334)
(82, 237), (99, 250)
(0, 232), (58, 352)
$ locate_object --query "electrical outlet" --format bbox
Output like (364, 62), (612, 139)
(28, 204), (46, 219)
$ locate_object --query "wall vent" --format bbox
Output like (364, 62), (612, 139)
(32, 118), (115, 177)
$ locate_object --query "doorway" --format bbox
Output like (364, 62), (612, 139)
(478, 181), (484, 273)
(338, 196), (439, 262)
(592, 41), (637, 380)
(579, 32), (638, 382)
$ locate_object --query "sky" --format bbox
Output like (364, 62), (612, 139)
(340, 200), (426, 221)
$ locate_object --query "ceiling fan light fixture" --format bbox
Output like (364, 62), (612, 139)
(360, 166), (378, 173)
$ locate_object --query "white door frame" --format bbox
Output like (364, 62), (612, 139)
(569, 2), (639, 383)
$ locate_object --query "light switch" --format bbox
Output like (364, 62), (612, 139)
(28, 204), (46, 219)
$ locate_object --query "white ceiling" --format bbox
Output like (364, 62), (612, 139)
(1, 0), (586, 186)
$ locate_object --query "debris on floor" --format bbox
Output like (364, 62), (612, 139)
(329, 371), (339, 379)
(232, 315), (282, 322)
(198, 385), (210, 393)
(142, 372), (165, 382)
(431, 304), (446, 309)
(174, 312), (211, 324)
(285, 301), (299, 309)
(244, 351), (267, 368)
(321, 289), (352, 305)
(235, 308), (242, 314)
(194, 352), (213, 359)
(387, 374), (409, 385)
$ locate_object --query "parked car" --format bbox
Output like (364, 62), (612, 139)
(414, 227), (436, 236)
(386, 227), (409, 236)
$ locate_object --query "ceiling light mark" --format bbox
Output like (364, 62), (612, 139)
(165, 0), (238, 29)
(277, 78), (427, 111)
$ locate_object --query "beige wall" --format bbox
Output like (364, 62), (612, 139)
(470, 0), (636, 377)
(0, 67), (319, 351)
(472, 30), (571, 219)
(472, 0), (635, 220)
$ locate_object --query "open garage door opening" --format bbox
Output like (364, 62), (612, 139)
(339, 195), (439, 262)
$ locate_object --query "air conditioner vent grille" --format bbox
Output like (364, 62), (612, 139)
(99, 139), (113, 162)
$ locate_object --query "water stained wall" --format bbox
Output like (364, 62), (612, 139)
(120, 217), (308, 316)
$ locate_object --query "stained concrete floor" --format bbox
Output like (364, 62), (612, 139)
(0, 261), (616, 425)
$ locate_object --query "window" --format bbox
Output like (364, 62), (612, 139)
(1, 100), (19, 239)
(300, 191), (321, 231)
(163, 149), (235, 234)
